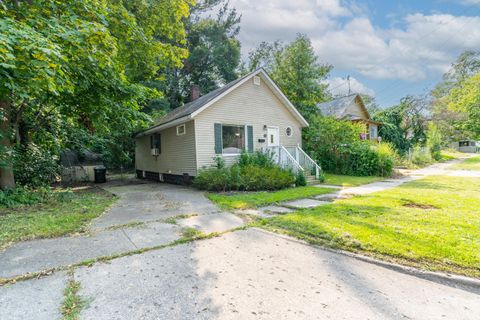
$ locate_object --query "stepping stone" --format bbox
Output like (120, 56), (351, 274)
(314, 192), (341, 201)
(178, 213), (244, 234)
(235, 209), (275, 218)
(261, 206), (294, 214)
(314, 184), (343, 189)
(282, 199), (330, 209)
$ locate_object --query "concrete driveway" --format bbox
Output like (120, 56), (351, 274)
(93, 182), (223, 229)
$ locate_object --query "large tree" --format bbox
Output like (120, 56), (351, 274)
(0, 0), (193, 189)
(445, 72), (480, 139)
(373, 96), (428, 154)
(164, 0), (241, 109)
(247, 34), (332, 120)
(430, 51), (480, 140)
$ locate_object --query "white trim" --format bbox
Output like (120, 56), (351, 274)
(176, 124), (186, 136)
(190, 68), (309, 128)
(193, 119), (199, 173)
(136, 115), (190, 137)
(221, 153), (242, 157)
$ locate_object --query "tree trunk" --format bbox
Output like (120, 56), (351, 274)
(0, 100), (15, 190)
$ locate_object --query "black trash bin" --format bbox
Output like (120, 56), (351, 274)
(94, 166), (107, 183)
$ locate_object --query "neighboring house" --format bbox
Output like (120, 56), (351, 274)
(449, 140), (479, 153)
(135, 68), (321, 184)
(316, 93), (380, 141)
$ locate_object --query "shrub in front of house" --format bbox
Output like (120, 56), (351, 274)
(240, 165), (295, 191)
(193, 152), (295, 192)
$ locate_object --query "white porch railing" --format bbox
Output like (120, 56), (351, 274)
(264, 145), (322, 179)
(294, 145), (322, 179)
(265, 146), (304, 175)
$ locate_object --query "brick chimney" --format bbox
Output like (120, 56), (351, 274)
(190, 85), (200, 102)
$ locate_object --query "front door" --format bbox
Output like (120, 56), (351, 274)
(267, 126), (279, 147)
(267, 126), (280, 162)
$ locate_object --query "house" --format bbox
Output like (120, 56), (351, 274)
(135, 69), (321, 184)
(316, 93), (380, 141)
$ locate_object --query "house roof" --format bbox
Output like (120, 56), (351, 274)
(136, 69), (309, 137)
(317, 93), (381, 123)
(317, 94), (359, 118)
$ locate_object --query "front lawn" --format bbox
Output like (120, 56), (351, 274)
(262, 175), (480, 277)
(450, 155), (480, 171)
(322, 173), (385, 187)
(207, 186), (334, 210)
(0, 187), (116, 248)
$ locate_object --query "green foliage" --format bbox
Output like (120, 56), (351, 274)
(0, 186), (56, 208)
(194, 165), (295, 192)
(295, 171), (307, 187)
(213, 155), (226, 169)
(374, 142), (396, 177)
(193, 167), (232, 191)
(446, 72), (480, 139)
(13, 145), (61, 187)
(373, 96), (427, 155)
(431, 51), (480, 141)
(194, 151), (294, 191)
(240, 165), (295, 191)
(0, 0), (193, 187)
(247, 34), (332, 120)
(409, 145), (433, 166)
(304, 116), (393, 176)
(165, 0), (241, 108)
(426, 123), (443, 161)
(238, 151), (275, 168)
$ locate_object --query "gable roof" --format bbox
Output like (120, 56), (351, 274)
(316, 93), (371, 121)
(137, 69), (309, 137)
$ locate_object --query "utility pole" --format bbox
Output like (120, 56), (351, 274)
(347, 75), (351, 95)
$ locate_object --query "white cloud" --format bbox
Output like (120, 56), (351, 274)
(230, 0), (480, 82)
(327, 76), (375, 96)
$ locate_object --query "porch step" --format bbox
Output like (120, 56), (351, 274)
(305, 174), (319, 186)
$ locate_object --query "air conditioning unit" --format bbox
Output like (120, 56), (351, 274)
(151, 148), (160, 156)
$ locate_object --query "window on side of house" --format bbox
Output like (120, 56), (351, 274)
(370, 126), (377, 139)
(176, 124), (186, 136)
(222, 125), (245, 154)
(286, 127), (293, 137)
(150, 133), (161, 151)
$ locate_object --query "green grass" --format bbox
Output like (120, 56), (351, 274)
(0, 188), (116, 248)
(450, 155), (480, 171)
(207, 186), (334, 210)
(322, 174), (385, 187)
(61, 277), (86, 320)
(262, 175), (480, 277)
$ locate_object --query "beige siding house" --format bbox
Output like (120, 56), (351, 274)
(316, 94), (380, 141)
(135, 69), (320, 184)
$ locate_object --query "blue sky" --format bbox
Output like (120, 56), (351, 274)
(227, 0), (480, 107)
